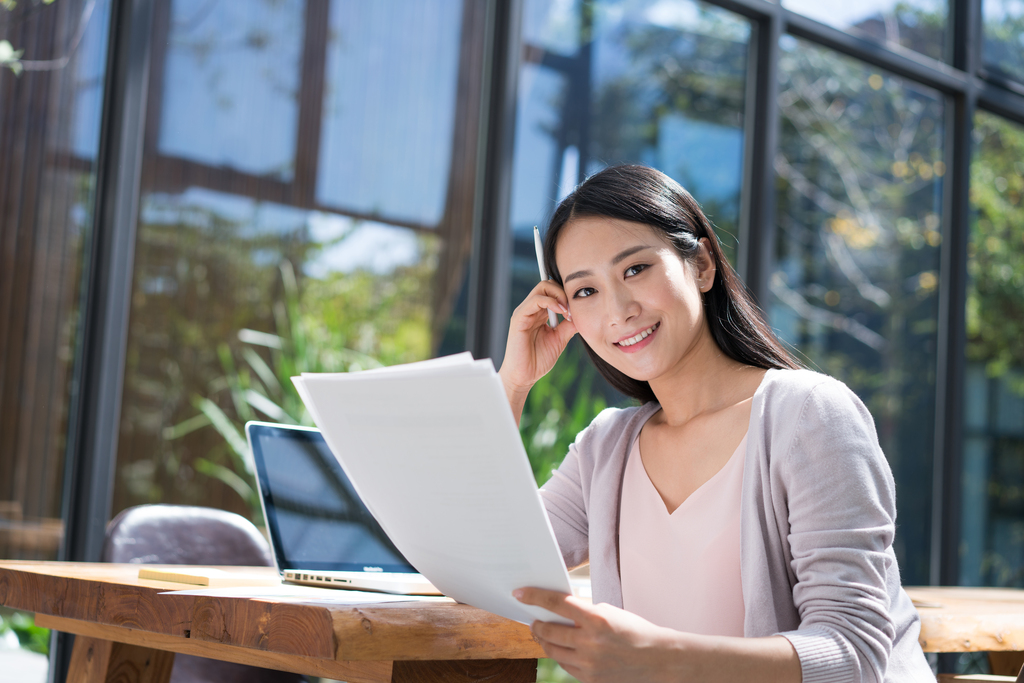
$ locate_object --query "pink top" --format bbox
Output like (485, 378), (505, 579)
(618, 432), (747, 636)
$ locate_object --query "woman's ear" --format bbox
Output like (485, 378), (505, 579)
(695, 237), (717, 293)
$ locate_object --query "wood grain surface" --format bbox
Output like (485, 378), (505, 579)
(0, 561), (544, 663)
(13, 562), (1024, 682)
(37, 615), (393, 683)
(907, 586), (1024, 653)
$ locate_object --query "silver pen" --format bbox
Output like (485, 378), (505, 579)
(533, 226), (559, 328)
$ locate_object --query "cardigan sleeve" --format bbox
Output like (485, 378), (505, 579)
(539, 438), (591, 570)
(774, 379), (898, 683)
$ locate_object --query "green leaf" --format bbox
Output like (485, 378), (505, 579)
(8, 612), (49, 656)
(244, 389), (296, 424)
(193, 458), (258, 511)
(238, 328), (283, 349)
(162, 413), (212, 440)
(192, 397), (251, 470)
(241, 346), (282, 394)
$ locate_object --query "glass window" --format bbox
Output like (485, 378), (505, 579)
(782, 0), (946, 63)
(772, 37), (945, 585)
(959, 111), (1024, 588)
(511, 0), (751, 316)
(0, 0), (113, 562)
(113, 0), (484, 523)
(508, 0), (750, 493)
(982, 0), (1024, 85)
(316, 0), (464, 227)
(157, 0), (304, 179)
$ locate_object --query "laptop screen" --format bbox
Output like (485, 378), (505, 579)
(248, 423), (417, 573)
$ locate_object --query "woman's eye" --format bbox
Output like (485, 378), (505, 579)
(573, 287), (596, 299)
(625, 264), (648, 277)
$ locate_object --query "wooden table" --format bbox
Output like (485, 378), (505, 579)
(4, 563), (1024, 682)
(0, 561), (543, 682)
(908, 586), (1024, 678)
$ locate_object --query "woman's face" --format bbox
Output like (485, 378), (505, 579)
(554, 216), (715, 384)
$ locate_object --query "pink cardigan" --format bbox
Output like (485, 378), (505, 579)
(539, 368), (934, 683)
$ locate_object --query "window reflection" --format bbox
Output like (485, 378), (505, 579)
(982, 0), (1024, 84)
(0, 0), (113, 563)
(157, 0), (304, 179)
(960, 112), (1024, 587)
(782, 0), (946, 62)
(772, 37), (944, 585)
(115, 0), (483, 521)
(317, 0), (463, 227)
(510, 0), (750, 318)
(507, 1), (751, 576)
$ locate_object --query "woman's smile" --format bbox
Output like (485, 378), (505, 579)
(615, 322), (660, 352)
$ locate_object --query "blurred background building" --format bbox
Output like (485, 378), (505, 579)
(1, 0), (1022, 679)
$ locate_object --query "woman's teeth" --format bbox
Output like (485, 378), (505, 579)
(617, 323), (658, 347)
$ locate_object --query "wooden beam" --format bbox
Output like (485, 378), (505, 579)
(66, 635), (175, 683)
(38, 614), (393, 683)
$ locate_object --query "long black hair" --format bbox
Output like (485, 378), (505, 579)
(543, 164), (799, 403)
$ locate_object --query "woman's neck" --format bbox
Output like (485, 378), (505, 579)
(647, 330), (764, 428)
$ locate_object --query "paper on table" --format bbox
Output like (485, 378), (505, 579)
(160, 584), (449, 604)
(292, 356), (573, 626)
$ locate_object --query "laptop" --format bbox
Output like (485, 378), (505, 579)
(245, 421), (441, 595)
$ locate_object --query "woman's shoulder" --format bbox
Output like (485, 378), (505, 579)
(578, 402), (659, 441)
(569, 402), (659, 463)
(759, 367), (863, 410)
(756, 367), (880, 451)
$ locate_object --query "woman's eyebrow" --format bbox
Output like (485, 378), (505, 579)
(563, 245), (652, 283)
(611, 245), (650, 264)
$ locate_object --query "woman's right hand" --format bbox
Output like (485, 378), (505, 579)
(499, 281), (578, 425)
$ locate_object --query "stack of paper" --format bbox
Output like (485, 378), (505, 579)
(292, 353), (572, 625)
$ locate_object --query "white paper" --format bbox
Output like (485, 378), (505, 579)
(292, 355), (573, 625)
(160, 584), (448, 604)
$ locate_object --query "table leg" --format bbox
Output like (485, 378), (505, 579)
(390, 658), (537, 683)
(66, 636), (175, 683)
(989, 651), (1024, 677)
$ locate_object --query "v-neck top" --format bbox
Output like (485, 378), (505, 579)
(618, 431), (747, 636)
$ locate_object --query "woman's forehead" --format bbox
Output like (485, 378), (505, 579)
(556, 216), (670, 259)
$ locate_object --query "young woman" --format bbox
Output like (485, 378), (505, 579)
(499, 165), (934, 682)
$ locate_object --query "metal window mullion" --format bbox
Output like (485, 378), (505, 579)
(51, 1), (155, 681)
(59, 0), (153, 564)
(977, 80), (1024, 126)
(783, 10), (968, 96)
(738, 5), (782, 307)
(293, 0), (330, 205)
(467, 0), (522, 365)
(930, 0), (980, 589)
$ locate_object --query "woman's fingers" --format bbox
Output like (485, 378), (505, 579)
(514, 587), (591, 623)
(537, 639), (581, 667)
(513, 293), (570, 329)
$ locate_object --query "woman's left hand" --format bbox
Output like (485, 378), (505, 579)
(513, 587), (685, 683)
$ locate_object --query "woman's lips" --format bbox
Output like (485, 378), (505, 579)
(615, 322), (659, 353)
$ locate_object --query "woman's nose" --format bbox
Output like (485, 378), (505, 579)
(607, 284), (640, 326)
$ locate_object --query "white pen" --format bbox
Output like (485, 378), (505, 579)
(533, 226), (559, 328)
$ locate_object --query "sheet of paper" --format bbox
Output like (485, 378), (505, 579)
(302, 352), (477, 378)
(293, 361), (573, 625)
(160, 584), (450, 604)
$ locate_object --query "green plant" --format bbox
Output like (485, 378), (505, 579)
(1, 0), (57, 75)
(164, 260), (386, 520)
(0, 611), (49, 655)
(518, 339), (617, 486)
(537, 658), (580, 683)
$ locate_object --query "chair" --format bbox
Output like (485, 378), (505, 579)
(102, 504), (305, 683)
